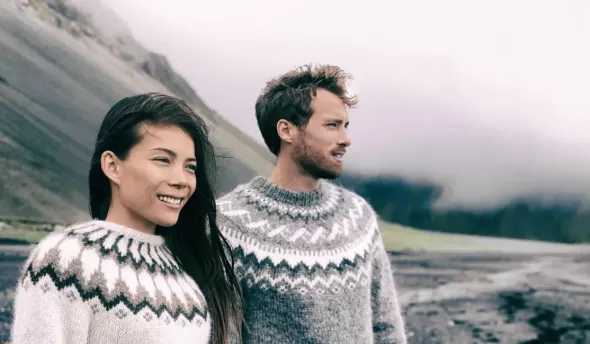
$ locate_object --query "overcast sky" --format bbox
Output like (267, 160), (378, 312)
(97, 0), (590, 209)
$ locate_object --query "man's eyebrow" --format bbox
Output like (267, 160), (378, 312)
(324, 119), (349, 124)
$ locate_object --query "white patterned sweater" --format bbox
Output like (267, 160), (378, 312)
(217, 176), (407, 344)
(10, 220), (211, 344)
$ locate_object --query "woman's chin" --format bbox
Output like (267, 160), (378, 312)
(151, 215), (180, 229)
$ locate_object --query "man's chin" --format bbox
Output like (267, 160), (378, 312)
(299, 158), (343, 180)
(313, 168), (342, 180)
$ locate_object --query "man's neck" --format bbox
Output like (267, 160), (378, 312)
(267, 154), (320, 192)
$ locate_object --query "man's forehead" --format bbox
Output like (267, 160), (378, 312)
(313, 89), (344, 104)
(312, 93), (348, 117)
(312, 103), (349, 120)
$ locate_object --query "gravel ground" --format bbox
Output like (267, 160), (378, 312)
(0, 247), (588, 343)
(0, 246), (29, 343)
(392, 252), (590, 344)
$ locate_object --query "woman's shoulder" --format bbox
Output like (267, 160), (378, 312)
(20, 221), (101, 274)
(31, 219), (99, 247)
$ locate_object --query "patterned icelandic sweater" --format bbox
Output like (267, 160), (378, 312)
(217, 176), (407, 344)
(10, 220), (211, 344)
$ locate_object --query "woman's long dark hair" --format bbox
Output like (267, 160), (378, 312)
(88, 92), (242, 343)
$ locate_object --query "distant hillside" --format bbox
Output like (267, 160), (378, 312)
(337, 173), (590, 244)
(5, 0), (587, 246)
(0, 0), (274, 222)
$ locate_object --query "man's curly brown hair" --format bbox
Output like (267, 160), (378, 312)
(255, 64), (358, 156)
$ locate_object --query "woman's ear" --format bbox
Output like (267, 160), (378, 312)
(101, 150), (122, 186)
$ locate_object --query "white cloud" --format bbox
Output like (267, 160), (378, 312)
(99, 0), (590, 209)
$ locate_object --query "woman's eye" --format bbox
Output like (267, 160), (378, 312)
(153, 157), (170, 163)
(186, 165), (197, 173)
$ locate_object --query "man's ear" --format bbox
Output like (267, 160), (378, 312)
(277, 119), (297, 144)
(100, 151), (122, 186)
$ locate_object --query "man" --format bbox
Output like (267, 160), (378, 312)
(217, 64), (407, 343)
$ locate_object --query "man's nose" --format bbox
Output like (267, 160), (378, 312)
(339, 130), (351, 147)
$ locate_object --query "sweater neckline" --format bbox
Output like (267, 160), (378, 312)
(90, 220), (165, 246)
(248, 176), (328, 207)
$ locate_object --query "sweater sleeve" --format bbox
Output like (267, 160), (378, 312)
(370, 219), (407, 344)
(216, 213), (246, 344)
(10, 234), (92, 343)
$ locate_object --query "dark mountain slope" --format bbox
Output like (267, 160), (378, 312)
(0, 0), (274, 222)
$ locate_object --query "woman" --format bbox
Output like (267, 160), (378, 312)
(11, 93), (243, 344)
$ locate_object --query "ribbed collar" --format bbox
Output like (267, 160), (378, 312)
(248, 176), (329, 207)
(91, 220), (165, 246)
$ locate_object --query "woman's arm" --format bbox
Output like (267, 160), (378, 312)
(11, 233), (91, 343)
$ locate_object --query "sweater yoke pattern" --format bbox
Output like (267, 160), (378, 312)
(217, 177), (382, 295)
(18, 221), (209, 327)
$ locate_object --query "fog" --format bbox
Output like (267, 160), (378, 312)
(96, 0), (590, 209)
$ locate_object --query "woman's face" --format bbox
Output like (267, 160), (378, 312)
(104, 123), (198, 231)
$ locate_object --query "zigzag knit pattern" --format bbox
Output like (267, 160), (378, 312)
(217, 176), (407, 344)
(10, 220), (212, 344)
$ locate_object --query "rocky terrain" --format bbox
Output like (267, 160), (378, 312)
(395, 252), (590, 343)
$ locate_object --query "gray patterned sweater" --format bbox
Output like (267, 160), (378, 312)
(217, 176), (407, 344)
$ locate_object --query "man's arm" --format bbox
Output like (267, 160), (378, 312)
(216, 211), (246, 344)
(370, 218), (407, 344)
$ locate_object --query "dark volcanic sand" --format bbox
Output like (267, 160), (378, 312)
(0, 247), (589, 343)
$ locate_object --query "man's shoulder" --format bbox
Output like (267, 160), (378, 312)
(216, 179), (252, 205)
(215, 179), (256, 230)
(327, 180), (374, 210)
(215, 183), (248, 213)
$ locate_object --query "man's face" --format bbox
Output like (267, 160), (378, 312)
(292, 89), (351, 179)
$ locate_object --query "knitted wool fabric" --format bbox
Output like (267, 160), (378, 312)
(217, 176), (407, 344)
(10, 220), (211, 344)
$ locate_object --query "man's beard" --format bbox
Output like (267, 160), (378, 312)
(292, 137), (341, 180)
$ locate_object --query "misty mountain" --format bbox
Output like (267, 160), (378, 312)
(0, 0), (274, 222)
(2, 0), (587, 245)
(337, 173), (590, 244)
